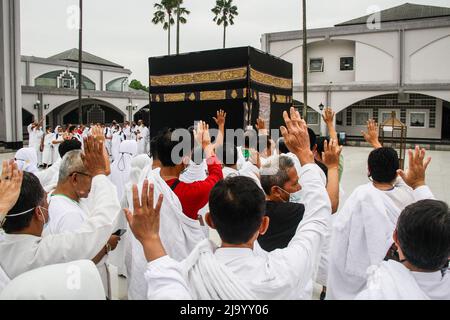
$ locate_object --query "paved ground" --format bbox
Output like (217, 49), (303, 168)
(2, 146), (449, 299)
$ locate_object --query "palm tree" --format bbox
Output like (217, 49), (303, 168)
(211, 0), (238, 49)
(152, 0), (177, 55)
(174, 0), (190, 54)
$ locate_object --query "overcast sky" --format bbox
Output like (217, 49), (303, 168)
(21, 0), (450, 83)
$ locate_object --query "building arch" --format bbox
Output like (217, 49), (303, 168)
(278, 38), (393, 60)
(106, 77), (129, 92)
(35, 70), (96, 90)
(46, 98), (125, 126)
(335, 92), (450, 141)
(133, 104), (150, 125)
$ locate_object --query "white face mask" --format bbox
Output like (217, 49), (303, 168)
(0, 206), (49, 228)
(38, 206), (49, 229)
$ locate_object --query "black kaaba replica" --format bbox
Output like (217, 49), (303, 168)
(148, 46), (293, 138)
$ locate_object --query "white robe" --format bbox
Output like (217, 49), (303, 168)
(52, 132), (64, 162)
(42, 133), (54, 165)
(111, 131), (124, 162)
(0, 264), (10, 295)
(33, 128), (44, 165)
(127, 167), (207, 300)
(104, 127), (113, 156)
(327, 182), (435, 300)
(123, 125), (131, 140)
(355, 260), (450, 300)
(109, 140), (138, 202)
(139, 125), (150, 153)
(27, 124), (35, 148)
(0, 260), (105, 300)
(14, 147), (39, 174)
(0, 175), (120, 281)
(179, 160), (208, 183)
(35, 159), (61, 193)
(222, 162), (262, 190)
(143, 163), (331, 300)
(136, 133), (146, 155)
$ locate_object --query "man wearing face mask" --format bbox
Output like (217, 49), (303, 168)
(258, 155), (304, 252)
(0, 136), (121, 283)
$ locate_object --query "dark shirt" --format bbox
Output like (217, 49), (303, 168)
(258, 201), (305, 252)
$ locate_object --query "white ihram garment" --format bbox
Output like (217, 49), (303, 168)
(327, 182), (434, 300)
(0, 260), (105, 300)
(355, 260), (450, 300)
(143, 163), (331, 300)
(127, 167), (206, 300)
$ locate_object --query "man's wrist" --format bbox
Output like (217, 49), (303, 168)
(410, 181), (425, 190)
(294, 150), (315, 165)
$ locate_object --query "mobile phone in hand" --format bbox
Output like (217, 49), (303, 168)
(113, 229), (126, 237)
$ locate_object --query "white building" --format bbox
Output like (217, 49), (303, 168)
(21, 48), (149, 132)
(1, 0), (148, 149)
(261, 3), (450, 144)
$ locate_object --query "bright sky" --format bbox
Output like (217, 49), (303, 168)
(20, 0), (450, 83)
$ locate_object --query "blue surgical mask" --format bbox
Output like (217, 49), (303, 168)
(289, 190), (302, 204)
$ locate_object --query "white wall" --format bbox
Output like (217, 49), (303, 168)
(20, 61), (26, 86)
(306, 40), (356, 84)
(29, 63), (65, 85)
(103, 71), (130, 88)
(354, 42), (396, 83)
(405, 27), (450, 83)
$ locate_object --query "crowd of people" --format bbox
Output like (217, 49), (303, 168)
(25, 119), (150, 170)
(0, 107), (448, 300)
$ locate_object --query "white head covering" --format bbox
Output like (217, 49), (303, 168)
(179, 159), (208, 183)
(130, 154), (152, 185)
(109, 140), (138, 201)
(15, 147), (38, 174)
(0, 260), (105, 300)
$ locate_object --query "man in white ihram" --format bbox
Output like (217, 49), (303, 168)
(125, 108), (334, 300)
(0, 135), (121, 296)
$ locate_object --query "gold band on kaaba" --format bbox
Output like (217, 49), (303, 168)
(150, 67), (292, 90)
(151, 88), (248, 102)
(249, 68), (292, 90)
(150, 67), (247, 87)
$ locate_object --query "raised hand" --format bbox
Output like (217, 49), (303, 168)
(213, 109), (227, 127)
(91, 125), (105, 142)
(0, 160), (23, 216)
(322, 107), (335, 125)
(124, 180), (165, 262)
(255, 118), (268, 135)
(397, 145), (431, 190)
(361, 119), (382, 149)
(322, 139), (343, 169)
(81, 135), (109, 177)
(194, 120), (212, 150)
(248, 148), (261, 169)
(280, 107), (314, 165)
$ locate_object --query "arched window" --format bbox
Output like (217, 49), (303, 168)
(106, 77), (128, 92)
(35, 70), (96, 90)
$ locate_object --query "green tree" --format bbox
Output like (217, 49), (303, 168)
(211, 0), (238, 49)
(152, 0), (189, 55)
(129, 79), (149, 92)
